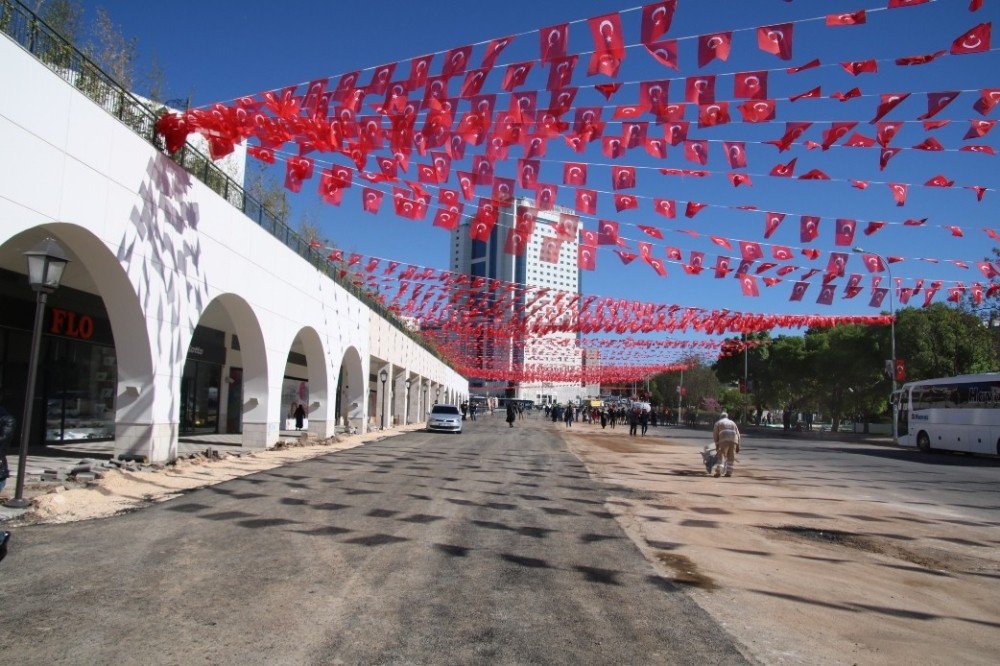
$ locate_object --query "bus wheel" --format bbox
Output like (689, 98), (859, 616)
(917, 431), (931, 452)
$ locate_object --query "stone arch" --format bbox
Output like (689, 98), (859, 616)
(337, 346), (366, 434)
(0, 223), (155, 456)
(180, 293), (269, 448)
(283, 326), (332, 438)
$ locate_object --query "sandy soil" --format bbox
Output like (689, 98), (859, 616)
(564, 427), (1000, 666)
(10, 427), (421, 525)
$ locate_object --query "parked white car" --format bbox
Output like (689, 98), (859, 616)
(427, 404), (463, 434)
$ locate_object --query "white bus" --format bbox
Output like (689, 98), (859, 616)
(893, 373), (1000, 454)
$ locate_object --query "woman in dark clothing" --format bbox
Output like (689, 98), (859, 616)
(506, 402), (517, 428)
(294, 402), (306, 430)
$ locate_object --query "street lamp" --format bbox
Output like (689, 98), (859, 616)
(379, 368), (388, 430)
(6, 238), (70, 508)
(404, 378), (412, 424)
(853, 246), (897, 442)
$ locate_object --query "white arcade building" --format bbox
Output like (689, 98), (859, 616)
(0, 19), (468, 463)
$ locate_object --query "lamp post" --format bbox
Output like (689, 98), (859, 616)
(379, 368), (388, 430)
(6, 239), (69, 509)
(853, 247), (897, 442)
(404, 378), (412, 425)
(423, 384), (428, 419)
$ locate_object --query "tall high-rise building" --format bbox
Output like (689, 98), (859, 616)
(450, 198), (599, 405)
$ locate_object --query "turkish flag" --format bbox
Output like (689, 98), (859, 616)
(686, 201), (708, 218)
(564, 162), (587, 186)
(594, 83), (622, 100)
(614, 194), (638, 212)
(965, 119), (996, 138)
(639, 225), (664, 239)
(686, 251), (706, 274)
(408, 55), (434, 91)
(772, 245), (794, 261)
(546, 55), (578, 91)
(918, 91), (960, 120)
(580, 229), (598, 247)
(578, 245), (597, 270)
(598, 220), (619, 245)
(974, 88), (1000, 115)
(639, 80), (670, 110)
(880, 148), (901, 171)
(740, 274), (760, 297)
(456, 171), (477, 201)
(536, 184), (558, 211)
(284, 156), (314, 193)
(612, 166), (636, 190)
(649, 257), (668, 277)
(861, 254), (886, 273)
(832, 88), (862, 102)
(841, 59), (877, 76)
(821, 122), (857, 149)
(714, 256), (732, 278)
(872, 93), (910, 123)
(644, 39), (679, 70)
(789, 281), (809, 302)
(758, 23), (793, 60)
(504, 228), (529, 256)
(698, 32), (732, 67)
(554, 213), (579, 241)
(433, 209), (460, 231)
(738, 99), (776, 123)
(826, 252), (848, 278)
(827, 10), (866, 26)
(685, 75), (716, 104)
(800, 216), (820, 242)
(834, 219), (857, 246)
(576, 189), (597, 214)
(490, 177), (513, 205)
(362, 188), (383, 214)
(787, 58), (820, 74)
(723, 141), (747, 169)
(925, 175), (955, 188)
(539, 237), (564, 264)
(501, 62), (533, 92)
(654, 198), (676, 218)
(684, 140), (709, 165)
(472, 155), (493, 186)
(666, 246), (683, 260)
(588, 13), (626, 77)
(602, 136), (625, 159)
(889, 183), (908, 206)
(816, 284), (836, 306)
(770, 158), (797, 177)
(615, 250), (638, 265)
(734, 71), (768, 99)
(641, 1), (677, 44)
(740, 241), (764, 261)
(645, 137), (667, 159)
(699, 102), (730, 127)
(665, 120), (689, 146)
(876, 121), (903, 147)
(951, 23), (991, 54)
(441, 46), (471, 79)
(539, 23), (568, 63)
(764, 212), (785, 238)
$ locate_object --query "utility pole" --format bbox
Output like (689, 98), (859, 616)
(743, 333), (749, 426)
(677, 367), (683, 424)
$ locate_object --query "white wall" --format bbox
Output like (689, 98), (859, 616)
(0, 34), (467, 461)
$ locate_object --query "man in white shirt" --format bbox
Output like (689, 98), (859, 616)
(711, 412), (741, 478)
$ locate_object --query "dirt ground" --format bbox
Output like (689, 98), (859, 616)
(564, 428), (1000, 666)
(3, 427), (421, 525)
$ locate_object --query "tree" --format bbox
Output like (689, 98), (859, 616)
(245, 160), (290, 226)
(35, 0), (83, 69)
(86, 7), (136, 90)
(804, 324), (885, 431)
(895, 303), (997, 380)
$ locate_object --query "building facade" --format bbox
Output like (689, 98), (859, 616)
(0, 27), (467, 463)
(450, 198), (595, 405)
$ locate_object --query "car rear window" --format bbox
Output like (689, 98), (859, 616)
(431, 405), (460, 415)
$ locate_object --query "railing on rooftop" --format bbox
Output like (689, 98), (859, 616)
(0, 0), (451, 368)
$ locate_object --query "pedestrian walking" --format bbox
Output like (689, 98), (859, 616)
(564, 406), (574, 428)
(628, 409), (638, 437)
(506, 402), (517, 428)
(639, 409), (649, 436)
(600, 409), (607, 429)
(294, 402), (306, 430)
(460, 402), (469, 421)
(470, 403), (478, 421)
(711, 411), (741, 478)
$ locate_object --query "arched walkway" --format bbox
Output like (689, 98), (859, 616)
(179, 294), (269, 448)
(282, 326), (332, 438)
(337, 346), (366, 434)
(0, 224), (154, 456)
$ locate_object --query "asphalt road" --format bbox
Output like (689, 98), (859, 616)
(656, 426), (1000, 522)
(0, 418), (747, 665)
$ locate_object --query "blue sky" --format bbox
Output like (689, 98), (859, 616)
(75, 0), (999, 327)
